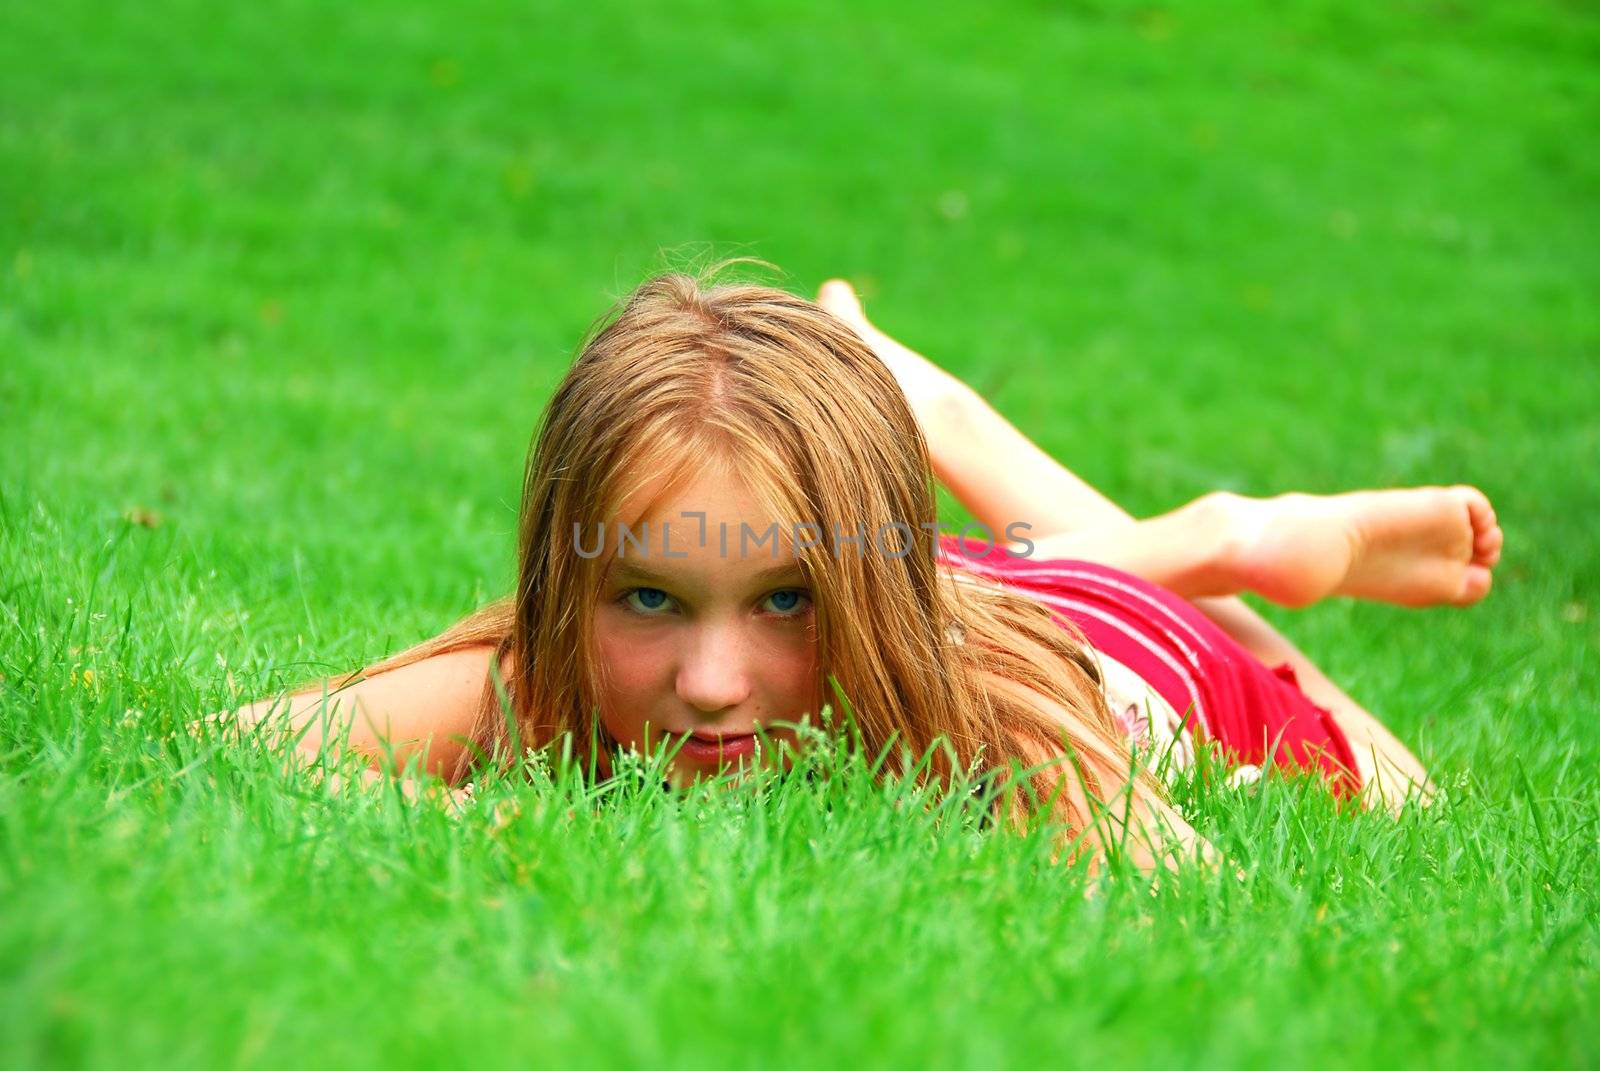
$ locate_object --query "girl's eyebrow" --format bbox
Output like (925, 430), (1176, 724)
(612, 561), (806, 586)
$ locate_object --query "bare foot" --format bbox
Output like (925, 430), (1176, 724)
(1229, 486), (1503, 608)
(817, 279), (961, 420)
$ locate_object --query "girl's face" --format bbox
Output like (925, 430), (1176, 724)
(591, 465), (822, 783)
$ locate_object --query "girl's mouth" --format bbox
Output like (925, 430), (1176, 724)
(677, 731), (758, 764)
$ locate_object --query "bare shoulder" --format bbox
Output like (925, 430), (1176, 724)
(230, 644), (509, 782)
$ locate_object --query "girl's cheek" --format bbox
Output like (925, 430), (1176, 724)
(776, 633), (824, 716)
(596, 626), (668, 694)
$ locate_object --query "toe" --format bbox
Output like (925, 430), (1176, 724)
(1459, 487), (1502, 554)
(817, 279), (865, 323)
(1459, 485), (1492, 524)
(1477, 525), (1504, 567)
(1455, 564), (1494, 606)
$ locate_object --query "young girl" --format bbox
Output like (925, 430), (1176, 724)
(226, 268), (1503, 869)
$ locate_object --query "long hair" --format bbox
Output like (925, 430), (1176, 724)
(354, 265), (1159, 840)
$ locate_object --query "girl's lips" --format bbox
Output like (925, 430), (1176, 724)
(677, 732), (757, 763)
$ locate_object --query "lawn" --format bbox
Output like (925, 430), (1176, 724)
(2, 1), (1597, 1067)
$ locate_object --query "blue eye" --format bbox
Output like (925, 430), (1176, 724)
(618, 586), (810, 618)
(763, 589), (811, 616)
(623, 587), (675, 614)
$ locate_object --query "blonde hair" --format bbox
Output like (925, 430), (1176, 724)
(355, 265), (1159, 841)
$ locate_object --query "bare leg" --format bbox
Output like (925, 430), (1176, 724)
(1186, 596), (1433, 805)
(817, 279), (1502, 809)
(1029, 487), (1502, 608)
(818, 280), (1132, 536)
(818, 280), (1502, 610)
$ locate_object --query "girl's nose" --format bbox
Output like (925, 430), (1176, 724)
(675, 623), (753, 716)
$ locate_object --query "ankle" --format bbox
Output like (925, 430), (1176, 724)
(1171, 492), (1262, 598)
(1229, 492), (1348, 608)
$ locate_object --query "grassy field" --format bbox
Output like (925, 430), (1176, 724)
(3, 0), (1597, 1066)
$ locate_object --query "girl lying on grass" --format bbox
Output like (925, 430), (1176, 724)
(222, 266), (1504, 871)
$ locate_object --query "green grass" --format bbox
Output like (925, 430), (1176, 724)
(3, 0), (1597, 1066)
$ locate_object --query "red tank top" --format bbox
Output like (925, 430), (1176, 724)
(934, 534), (1362, 797)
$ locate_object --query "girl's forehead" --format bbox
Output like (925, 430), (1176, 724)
(613, 457), (779, 529)
(607, 552), (807, 594)
(594, 457), (810, 576)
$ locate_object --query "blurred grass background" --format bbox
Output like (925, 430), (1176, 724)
(2, 1), (1597, 1067)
